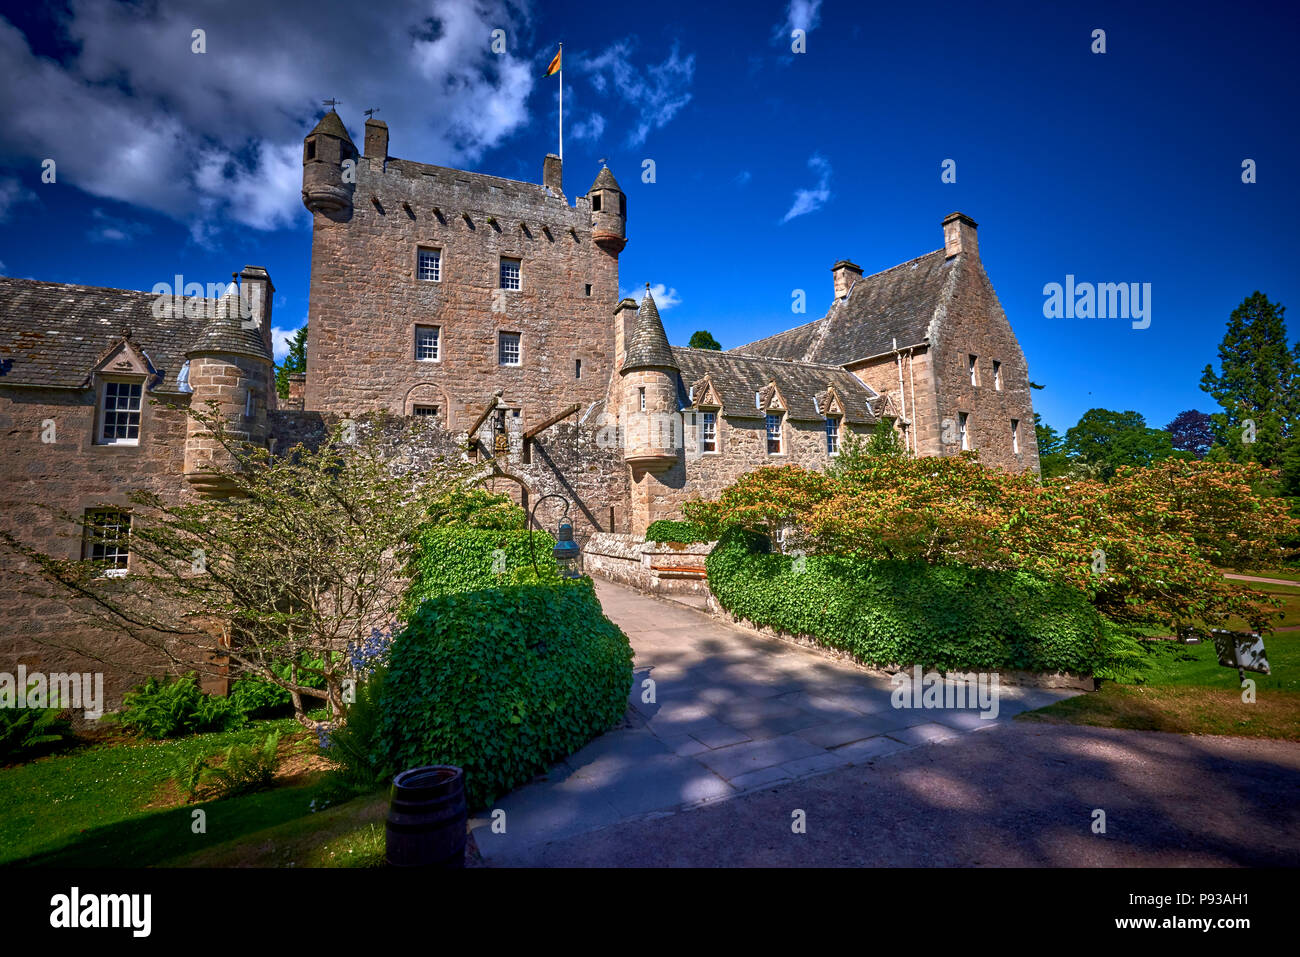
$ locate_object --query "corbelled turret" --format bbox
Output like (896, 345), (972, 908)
(302, 109), (358, 217)
(589, 165), (626, 254)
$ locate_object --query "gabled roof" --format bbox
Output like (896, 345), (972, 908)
(733, 249), (956, 365)
(0, 276), (244, 391)
(671, 347), (881, 424)
(623, 286), (677, 371)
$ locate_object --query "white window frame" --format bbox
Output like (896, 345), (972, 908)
(498, 331), (522, 366)
(959, 411), (971, 450)
(826, 416), (841, 455)
(1011, 418), (1020, 454)
(84, 508), (131, 576)
(499, 257), (522, 291)
(417, 247), (442, 282)
(97, 376), (144, 446)
(415, 324), (441, 361)
(993, 360), (1002, 391)
(766, 413), (784, 455)
(702, 411), (717, 453)
(968, 354), (979, 387)
(639, 387), (646, 412)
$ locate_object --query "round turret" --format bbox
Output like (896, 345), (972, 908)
(588, 165), (626, 254)
(302, 110), (358, 217)
(621, 285), (678, 472)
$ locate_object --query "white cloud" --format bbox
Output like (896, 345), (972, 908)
(570, 112), (606, 142)
(0, 260), (6, 273)
(583, 40), (695, 146)
(0, 0), (536, 243)
(0, 176), (36, 222)
(622, 282), (681, 309)
(86, 208), (150, 244)
(271, 324), (302, 363)
(774, 0), (823, 43)
(782, 153), (831, 222)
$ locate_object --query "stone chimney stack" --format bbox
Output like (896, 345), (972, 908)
(831, 260), (862, 300)
(613, 297), (639, 369)
(543, 153), (563, 195)
(943, 212), (979, 259)
(364, 117), (389, 161)
(286, 373), (306, 411)
(238, 265), (274, 357)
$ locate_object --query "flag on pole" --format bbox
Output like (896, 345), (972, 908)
(543, 47), (561, 77)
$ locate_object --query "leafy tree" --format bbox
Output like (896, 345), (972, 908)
(0, 406), (476, 725)
(1064, 408), (1187, 480)
(1200, 292), (1298, 467)
(688, 330), (722, 350)
(274, 325), (308, 400)
(1033, 413), (1073, 479)
(829, 424), (907, 478)
(1165, 409), (1216, 459)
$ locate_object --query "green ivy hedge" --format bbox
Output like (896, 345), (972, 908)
(644, 519), (711, 545)
(706, 528), (1125, 676)
(402, 527), (558, 615)
(377, 579), (634, 809)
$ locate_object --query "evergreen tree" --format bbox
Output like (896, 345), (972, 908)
(275, 325), (308, 400)
(688, 330), (722, 350)
(1200, 292), (1298, 467)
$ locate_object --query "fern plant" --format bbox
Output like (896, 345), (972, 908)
(1, 684), (75, 763)
(169, 752), (210, 803)
(204, 731), (282, 798)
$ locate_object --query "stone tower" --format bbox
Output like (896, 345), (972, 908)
(620, 284), (678, 474)
(588, 165), (626, 254)
(301, 109), (358, 217)
(183, 277), (274, 496)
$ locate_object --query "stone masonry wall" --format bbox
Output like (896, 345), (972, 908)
(304, 154), (620, 433)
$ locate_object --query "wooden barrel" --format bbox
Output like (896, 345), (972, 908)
(385, 765), (467, 868)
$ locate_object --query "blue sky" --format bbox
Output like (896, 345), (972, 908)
(0, 0), (1296, 436)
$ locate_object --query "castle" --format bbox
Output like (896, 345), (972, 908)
(0, 108), (1039, 705)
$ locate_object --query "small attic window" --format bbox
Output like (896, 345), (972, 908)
(592, 194), (602, 212)
(305, 139), (316, 161)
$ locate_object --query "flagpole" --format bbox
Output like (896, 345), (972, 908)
(558, 43), (563, 161)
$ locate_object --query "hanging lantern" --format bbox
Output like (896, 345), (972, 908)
(552, 518), (584, 578)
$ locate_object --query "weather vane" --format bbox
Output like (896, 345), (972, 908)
(365, 108), (380, 118)
(323, 98), (340, 109)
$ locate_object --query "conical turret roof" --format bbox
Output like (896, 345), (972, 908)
(622, 284), (676, 372)
(186, 290), (272, 362)
(590, 165), (622, 193)
(308, 110), (354, 144)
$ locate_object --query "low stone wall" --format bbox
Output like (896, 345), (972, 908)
(585, 532), (714, 596)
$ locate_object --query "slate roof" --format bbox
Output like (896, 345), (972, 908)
(590, 166), (622, 193)
(0, 276), (250, 391)
(623, 287), (677, 371)
(309, 109), (354, 143)
(733, 249), (956, 365)
(671, 347), (881, 424)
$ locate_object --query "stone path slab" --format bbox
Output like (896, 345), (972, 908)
(468, 578), (1079, 863)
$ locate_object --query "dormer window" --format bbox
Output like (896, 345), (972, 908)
(97, 377), (143, 445)
(766, 413), (784, 455)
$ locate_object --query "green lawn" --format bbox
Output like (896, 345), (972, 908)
(0, 719), (337, 866)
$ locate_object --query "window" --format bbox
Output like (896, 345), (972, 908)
(499, 331), (521, 366)
(993, 360), (1002, 391)
(702, 412), (717, 453)
(415, 325), (440, 361)
(499, 257), (521, 290)
(592, 194), (602, 212)
(305, 140), (316, 161)
(1011, 418), (1020, 454)
(413, 405), (439, 418)
(98, 378), (143, 445)
(245, 388), (255, 419)
(968, 354), (979, 387)
(959, 411), (971, 450)
(84, 509), (130, 575)
(826, 416), (841, 455)
(417, 248), (441, 282)
(766, 414), (783, 454)
(575, 358), (582, 379)
(619, 195), (626, 216)
(638, 387), (646, 412)
(584, 283), (592, 296)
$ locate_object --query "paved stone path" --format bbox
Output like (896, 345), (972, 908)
(469, 579), (1077, 863)
(1223, 572), (1300, 588)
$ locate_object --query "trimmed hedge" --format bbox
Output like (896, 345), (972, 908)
(644, 519), (710, 545)
(706, 528), (1123, 675)
(403, 527), (557, 614)
(377, 579), (634, 809)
